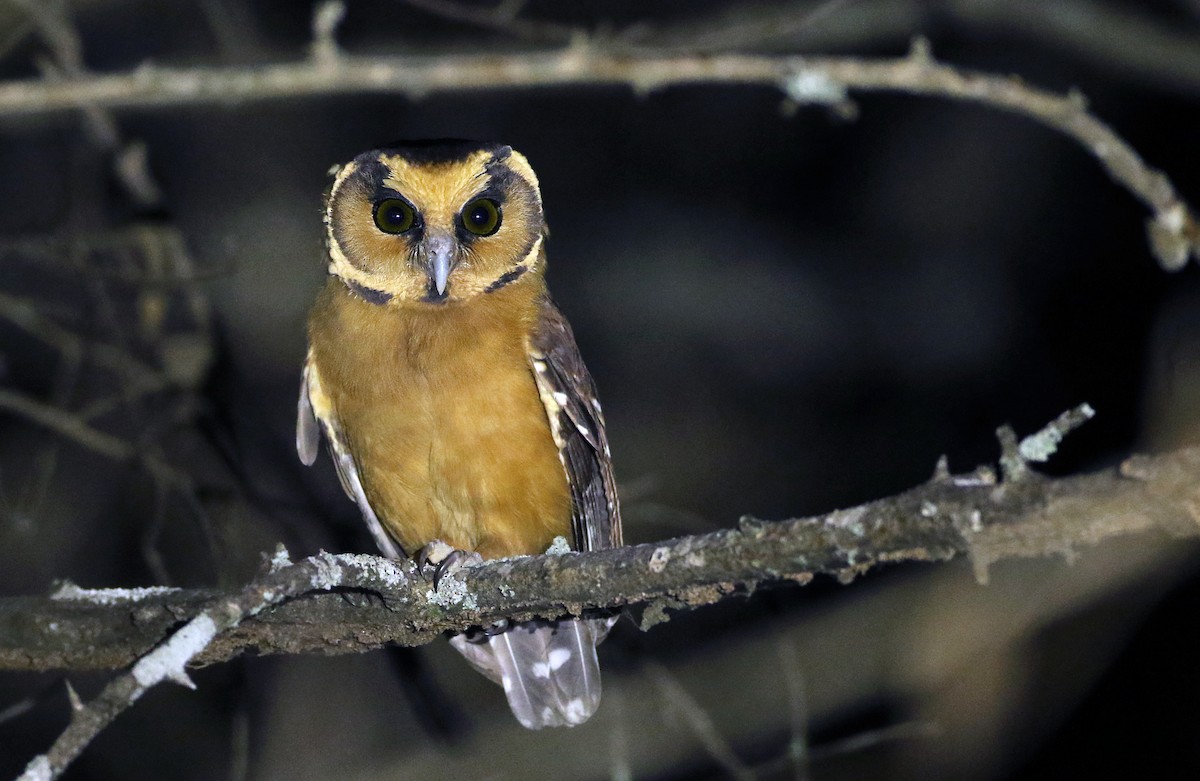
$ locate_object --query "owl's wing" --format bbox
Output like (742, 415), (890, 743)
(297, 355), (405, 559)
(528, 296), (622, 553)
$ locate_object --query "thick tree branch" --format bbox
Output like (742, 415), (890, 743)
(8, 407), (1200, 780)
(5, 443), (1199, 675)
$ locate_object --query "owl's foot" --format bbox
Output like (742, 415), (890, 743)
(415, 540), (482, 590)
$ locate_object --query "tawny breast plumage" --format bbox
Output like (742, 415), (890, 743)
(308, 276), (571, 559)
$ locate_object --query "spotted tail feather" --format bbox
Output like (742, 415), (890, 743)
(449, 618), (612, 729)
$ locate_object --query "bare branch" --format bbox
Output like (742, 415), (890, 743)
(3, 444), (1199, 674)
(0, 42), (1193, 268)
(13, 550), (405, 781)
(4, 424), (1199, 778)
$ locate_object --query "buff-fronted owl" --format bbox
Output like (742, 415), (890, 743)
(297, 140), (621, 729)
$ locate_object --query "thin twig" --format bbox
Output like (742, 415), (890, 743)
(776, 636), (811, 781)
(228, 692), (250, 781)
(627, 0), (859, 54)
(399, 0), (579, 43)
(940, 0), (1200, 95)
(0, 388), (188, 486)
(0, 226), (226, 286)
(0, 291), (167, 391)
(0, 696), (36, 727)
(608, 685), (632, 781)
(1019, 403), (1096, 463)
(633, 0), (1200, 98)
(141, 476), (174, 586)
(11, 0), (162, 208)
(0, 388), (136, 462)
(0, 14), (34, 62)
(16, 351), (78, 525)
(808, 721), (942, 760)
(645, 660), (756, 781)
(195, 0), (265, 63)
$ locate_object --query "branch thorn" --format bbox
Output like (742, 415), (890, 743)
(907, 36), (933, 65)
(64, 680), (83, 712)
(931, 454), (951, 483)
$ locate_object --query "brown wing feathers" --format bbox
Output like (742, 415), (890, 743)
(530, 296), (622, 554)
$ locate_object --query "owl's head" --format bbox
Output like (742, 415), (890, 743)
(324, 140), (547, 306)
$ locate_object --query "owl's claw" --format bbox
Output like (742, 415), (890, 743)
(415, 540), (481, 590)
(415, 540), (452, 574)
(433, 550), (470, 590)
(464, 618), (512, 644)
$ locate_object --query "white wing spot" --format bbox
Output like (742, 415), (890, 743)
(532, 662), (551, 679)
(564, 698), (589, 723)
(574, 423), (592, 438)
(541, 707), (554, 722)
(553, 391), (569, 406)
(501, 674), (514, 692)
(548, 648), (571, 671)
(591, 399), (602, 412)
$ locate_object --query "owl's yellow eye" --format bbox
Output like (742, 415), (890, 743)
(374, 198), (416, 234)
(461, 198), (502, 236)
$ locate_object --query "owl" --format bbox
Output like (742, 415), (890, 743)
(296, 140), (622, 729)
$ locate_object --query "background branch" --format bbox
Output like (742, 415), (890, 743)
(640, 0), (1200, 96)
(0, 41), (1193, 270)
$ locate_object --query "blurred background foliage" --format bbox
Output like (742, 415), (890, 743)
(1, 0), (1199, 779)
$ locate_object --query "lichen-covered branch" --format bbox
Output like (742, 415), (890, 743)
(7, 405), (1200, 780)
(5, 443), (1199, 677)
(0, 38), (1195, 268)
(12, 550), (409, 781)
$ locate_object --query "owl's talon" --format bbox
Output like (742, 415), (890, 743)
(484, 618), (510, 636)
(432, 552), (459, 589)
(415, 539), (455, 580)
(433, 549), (483, 590)
(414, 540), (481, 588)
(464, 618), (511, 644)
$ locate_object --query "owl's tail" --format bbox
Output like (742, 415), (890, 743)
(449, 617), (614, 729)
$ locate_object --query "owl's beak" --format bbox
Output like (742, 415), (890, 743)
(424, 233), (455, 296)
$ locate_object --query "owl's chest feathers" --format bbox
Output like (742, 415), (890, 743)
(312, 279), (571, 556)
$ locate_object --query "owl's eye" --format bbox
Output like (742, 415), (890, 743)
(461, 198), (502, 237)
(373, 198), (416, 234)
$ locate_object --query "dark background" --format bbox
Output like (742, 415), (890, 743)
(1, 1), (1199, 778)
